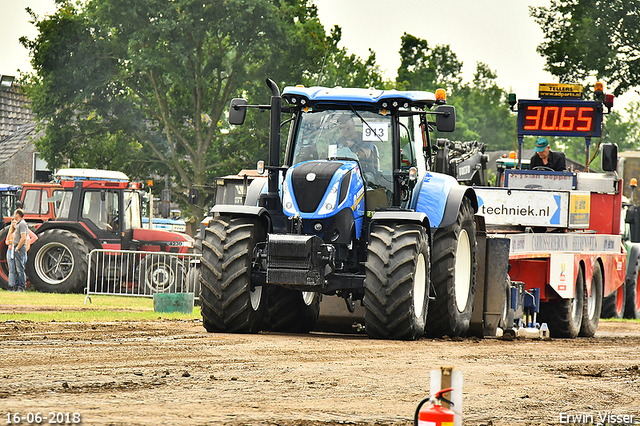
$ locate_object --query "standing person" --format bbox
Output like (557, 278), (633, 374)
(12, 209), (28, 292)
(5, 219), (16, 291)
(530, 137), (567, 171)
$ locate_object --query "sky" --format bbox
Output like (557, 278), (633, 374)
(1, 0), (635, 110)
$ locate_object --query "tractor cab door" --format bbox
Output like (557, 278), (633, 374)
(80, 189), (122, 246)
(120, 190), (143, 250)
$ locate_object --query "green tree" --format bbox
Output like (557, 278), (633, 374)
(531, 0), (640, 96)
(446, 62), (517, 150)
(20, 0), (328, 220)
(395, 33), (463, 93)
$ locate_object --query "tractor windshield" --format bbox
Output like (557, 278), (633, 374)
(291, 109), (392, 176)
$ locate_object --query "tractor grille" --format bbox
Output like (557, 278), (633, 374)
(291, 162), (342, 213)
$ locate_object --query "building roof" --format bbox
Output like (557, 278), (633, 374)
(0, 122), (37, 165)
(0, 83), (34, 140)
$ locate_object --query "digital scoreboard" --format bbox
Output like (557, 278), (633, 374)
(517, 100), (603, 138)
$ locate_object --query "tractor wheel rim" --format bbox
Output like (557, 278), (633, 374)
(147, 262), (174, 292)
(250, 286), (262, 311)
(587, 279), (596, 320)
(34, 242), (75, 285)
(413, 253), (427, 318)
(302, 291), (315, 306)
(454, 229), (471, 312)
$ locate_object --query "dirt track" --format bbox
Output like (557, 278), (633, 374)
(1, 319), (639, 426)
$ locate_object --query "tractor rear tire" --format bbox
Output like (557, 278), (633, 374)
(136, 255), (186, 294)
(364, 223), (430, 340)
(199, 216), (266, 333)
(426, 198), (477, 337)
(624, 253), (640, 319)
(26, 229), (89, 293)
(579, 262), (602, 337)
(539, 267), (584, 338)
(601, 283), (625, 319)
(266, 287), (320, 333)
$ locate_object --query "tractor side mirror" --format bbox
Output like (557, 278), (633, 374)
(601, 143), (618, 172)
(229, 98), (248, 125)
(435, 105), (456, 133)
(188, 187), (199, 205)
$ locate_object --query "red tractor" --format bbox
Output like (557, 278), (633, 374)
(0, 169), (193, 293)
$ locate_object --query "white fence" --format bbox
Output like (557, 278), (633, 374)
(83, 249), (201, 303)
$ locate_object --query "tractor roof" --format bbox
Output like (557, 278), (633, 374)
(54, 168), (129, 182)
(0, 184), (20, 192)
(282, 86), (437, 108)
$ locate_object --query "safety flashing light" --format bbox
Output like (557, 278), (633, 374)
(605, 94), (614, 109)
(257, 160), (265, 175)
(631, 178), (638, 188)
(508, 92), (517, 110)
(435, 89), (446, 103)
(594, 82), (604, 95)
(509, 151), (516, 159)
(295, 84), (305, 88)
(147, 180), (153, 187)
(408, 167), (418, 181)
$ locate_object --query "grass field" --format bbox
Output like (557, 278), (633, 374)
(0, 290), (201, 322)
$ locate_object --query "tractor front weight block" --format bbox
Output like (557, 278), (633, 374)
(266, 234), (335, 288)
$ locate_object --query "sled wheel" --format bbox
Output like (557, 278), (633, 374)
(539, 267), (584, 338)
(579, 262), (602, 337)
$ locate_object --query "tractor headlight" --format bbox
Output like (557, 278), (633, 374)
(318, 181), (340, 215)
(282, 181), (297, 215)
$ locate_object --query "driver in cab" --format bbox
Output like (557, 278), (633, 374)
(335, 115), (376, 174)
(530, 137), (567, 171)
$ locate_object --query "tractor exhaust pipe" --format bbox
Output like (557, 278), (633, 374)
(266, 78), (281, 197)
(258, 78), (283, 216)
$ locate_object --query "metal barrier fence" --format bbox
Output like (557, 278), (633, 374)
(83, 249), (201, 303)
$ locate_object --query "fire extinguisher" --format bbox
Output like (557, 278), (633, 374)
(414, 388), (455, 426)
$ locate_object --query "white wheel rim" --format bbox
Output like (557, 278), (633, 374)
(35, 242), (75, 285)
(302, 291), (315, 306)
(250, 286), (262, 311)
(454, 229), (472, 312)
(587, 279), (596, 320)
(413, 253), (427, 318)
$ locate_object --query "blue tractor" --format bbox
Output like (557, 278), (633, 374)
(199, 79), (509, 340)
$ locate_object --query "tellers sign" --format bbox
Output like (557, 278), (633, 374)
(517, 100), (602, 138)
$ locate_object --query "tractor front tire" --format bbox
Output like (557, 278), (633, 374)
(624, 253), (640, 319)
(579, 262), (603, 337)
(26, 229), (89, 293)
(426, 198), (477, 337)
(199, 216), (266, 333)
(266, 288), (320, 333)
(364, 223), (430, 340)
(539, 267), (584, 338)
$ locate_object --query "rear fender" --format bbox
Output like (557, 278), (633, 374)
(208, 205), (272, 233)
(413, 172), (477, 229)
(439, 186), (478, 229)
